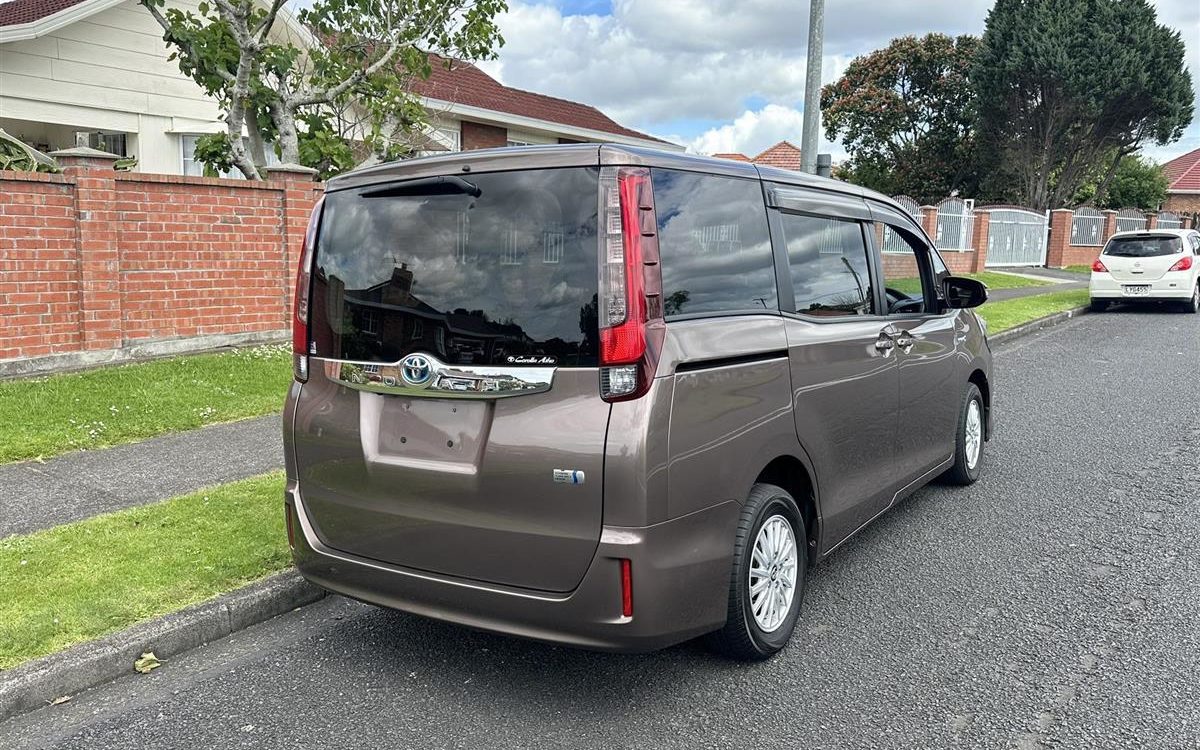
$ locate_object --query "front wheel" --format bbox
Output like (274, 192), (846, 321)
(943, 383), (985, 486)
(706, 483), (807, 661)
(1183, 284), (1199, 314)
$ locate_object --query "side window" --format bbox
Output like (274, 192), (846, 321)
(875, 220), (935, 315)
(652, 169), (778, 317)
(779, 213), (874, 317)
(1191, 234), (1200, 254)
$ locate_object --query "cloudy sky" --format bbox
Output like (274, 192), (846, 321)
(475, 0), (1200, 164)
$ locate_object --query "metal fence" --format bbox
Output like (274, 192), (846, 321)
(1070, 207), (1105, 246)
(935, 197), (974, 251)
(985, 208), (1049, 267)
(1115, 208), (1148, 233)
(1157, 211), (1182, 230)
(882, 195), (923, 253)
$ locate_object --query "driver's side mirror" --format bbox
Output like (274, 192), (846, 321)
(942, 276), (988, 309)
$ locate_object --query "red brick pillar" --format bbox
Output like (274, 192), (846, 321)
(1145, 212), (1158, 230)
(970, 211), (990, 273)
(1045, 209), (1074, 268)
(265, 164), (321, 314)
(920, 205), (938, 244)
(1102, 210), (1118, 242)
(52, 147), (122, 351)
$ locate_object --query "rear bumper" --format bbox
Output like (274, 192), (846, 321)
(286, 482), (738, 652)
(1090, 273), (1195, 299)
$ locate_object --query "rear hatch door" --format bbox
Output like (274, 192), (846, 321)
(1103, 234), (1184, 282)
(293, 166), (607, 593)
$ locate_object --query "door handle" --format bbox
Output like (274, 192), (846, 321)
(894, 332), (916, 349)
(874, 335), (895, 352)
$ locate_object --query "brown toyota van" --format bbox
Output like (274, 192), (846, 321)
(283, 144), (993, 660)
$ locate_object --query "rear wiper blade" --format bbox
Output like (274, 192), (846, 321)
(362, 175), (482, 199)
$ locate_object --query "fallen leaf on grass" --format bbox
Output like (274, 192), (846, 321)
(134, 652), (162, 674)
(48, 695), (72, 706)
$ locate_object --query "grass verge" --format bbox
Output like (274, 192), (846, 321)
(1062, 265), (1093, 275)
(0, 344), (291, 464)
(977, 289), (1091, 333)
(0, 472), (289, 671)
(964, 271), (1052, 290)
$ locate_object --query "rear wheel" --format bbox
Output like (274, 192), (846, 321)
(1184, 284), (1199, 314)
(706, 483), (806, 661)
(1089, 298), (1109, 313)
(943, 383), (985, 486)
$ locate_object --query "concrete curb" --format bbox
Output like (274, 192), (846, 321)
(0, 569), (325, 721)
(989, 305), (1090, 347)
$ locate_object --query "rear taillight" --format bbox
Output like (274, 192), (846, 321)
(1168, 255), (1193, 272)
(597, 166), (665, 401)
(293, 196), (325, 382)
(1092, 259), (1108, 273)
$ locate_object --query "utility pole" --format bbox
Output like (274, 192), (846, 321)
(799, 0), (824, 175)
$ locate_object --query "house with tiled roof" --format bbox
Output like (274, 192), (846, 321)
(0, 0), (678, 176)
(1163, 147), (1200, 215)
(711, 141), (803, 170)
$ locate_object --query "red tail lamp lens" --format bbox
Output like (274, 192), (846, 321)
(1091, 259), (1108, 273)
(1168, 255), (1193, 272)
(619, 559), (633, 617)
(292, 196), (325, 382)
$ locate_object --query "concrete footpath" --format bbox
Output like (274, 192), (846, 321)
(0, 414), (283, 538)
(985, 268), (1088, 302)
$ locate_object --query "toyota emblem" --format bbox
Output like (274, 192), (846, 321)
(400, 354), (434, 387)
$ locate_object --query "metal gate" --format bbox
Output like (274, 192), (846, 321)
(985, 208), (1049, 267)
(1157, 211), (1182, 230)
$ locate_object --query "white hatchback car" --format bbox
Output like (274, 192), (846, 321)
(1090, 229), (1200, 313)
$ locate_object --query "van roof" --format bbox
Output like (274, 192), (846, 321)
(327, 144), (903, 214)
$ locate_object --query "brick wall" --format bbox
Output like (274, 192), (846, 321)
(461, 121), (508, 150)
(0, 151), (319, 372)
(1163, 194), (1200, 215)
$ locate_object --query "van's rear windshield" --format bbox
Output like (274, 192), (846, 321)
(310, 168), (600, 367)
(1103, 236), (1181, 257)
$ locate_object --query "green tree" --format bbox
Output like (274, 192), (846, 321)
(141, 0), (506, 180)
(821, 33), (980, 200)
(1073, 154), (1168, 210)
(974, 0), (1193, 209)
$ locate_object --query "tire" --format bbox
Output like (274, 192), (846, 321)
(1184, 284), (1199, 314)
(706, 483), (807, 661)
(943, 383), (985, 486)
(1089, 298), (1108, 313)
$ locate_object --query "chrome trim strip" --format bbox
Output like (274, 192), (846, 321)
(321, 354), (555, 399)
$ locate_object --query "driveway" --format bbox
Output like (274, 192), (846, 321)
(4, 309), (1199, 750)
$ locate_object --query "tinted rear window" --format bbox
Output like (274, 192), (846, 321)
(310, 168), (599, 366)
(652, 169), (777, 317)
(1103, 236), (1182, 257)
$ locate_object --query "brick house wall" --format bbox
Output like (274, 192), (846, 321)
(0, 150), (319, 374)
(461, 121), (508, 150)
(1163, 193), (1200, 215)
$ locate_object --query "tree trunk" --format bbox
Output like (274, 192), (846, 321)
(246, 116), (268, 169)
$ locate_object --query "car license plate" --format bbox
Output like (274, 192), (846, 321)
(1123, 285), (1150, 296)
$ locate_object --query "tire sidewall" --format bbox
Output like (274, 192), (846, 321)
(957, 385), (985, 483)
(734, 492), (806, 656)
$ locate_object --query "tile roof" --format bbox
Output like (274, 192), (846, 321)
(712, 152), (751, 162)
(0, 0), (87, 26)
(411, 55), (670, 145)
(1164, 147), (1200, 192)
(752, 140), (803, 170)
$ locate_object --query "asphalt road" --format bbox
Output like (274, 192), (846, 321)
(4, 307), (1199, 750)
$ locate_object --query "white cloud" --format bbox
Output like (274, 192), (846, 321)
(688, 105), (805, 156)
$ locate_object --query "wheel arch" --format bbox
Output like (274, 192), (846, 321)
(968, 367), (991, 440)
(754, 454), (821, 567)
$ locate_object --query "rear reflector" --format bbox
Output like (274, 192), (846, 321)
(1092, 259), (1108, 273)
(619, 559), (633, 617)
(1168, 255), (1193, 272)
(285, 503), (295, 549)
